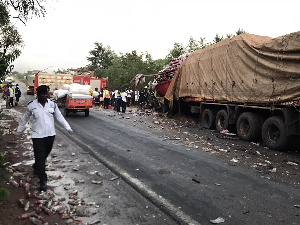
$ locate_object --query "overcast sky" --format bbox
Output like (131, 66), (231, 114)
(12, 0), (299, 73)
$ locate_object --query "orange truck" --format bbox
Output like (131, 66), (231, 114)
(62, 94), (93, 117)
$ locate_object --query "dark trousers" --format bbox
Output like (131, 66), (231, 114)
(15, 95), (20, 106)
(9, 97), (14, 107)
(116, 97), (122, 112)
(121, 100), (127, 113)
(104, 98), (109, 109)
(32, 136), (55, 183)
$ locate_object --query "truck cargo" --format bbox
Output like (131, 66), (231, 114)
(25, 74), (35, 94)
(54, 84), (93, 117)
(34, 72), (73, 94)
(73, 76), (108, 91)
(165, 31), (300, 150)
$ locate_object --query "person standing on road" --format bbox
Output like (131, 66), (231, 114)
(116, 90), (122, 112)
(14, 84), (21, 106)
(13, 85), (73, 191)
(121, 89), (127, 113)
(103, 87), (110, 109)
(8, 84), (14, 107)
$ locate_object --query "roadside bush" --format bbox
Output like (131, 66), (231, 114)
(0, 187), (10, 203)
(0, 153), (4, 166)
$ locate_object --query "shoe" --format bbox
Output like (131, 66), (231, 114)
(39, 181), (47, 192)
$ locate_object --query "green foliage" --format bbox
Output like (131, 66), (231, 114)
(102, 50), (161, 90)
(0, 2), (24, 81)
(213, 34), (224, 44)
(0, 153), (4, 166)
(0, 3), (9, 27)
(236, 28), (248, 35)
(87, 42), (115, 71)
(0, 187), (10, 202)
(165, 42), (186, 62)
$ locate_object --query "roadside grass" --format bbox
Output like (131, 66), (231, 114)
(0, 119), (10, 204)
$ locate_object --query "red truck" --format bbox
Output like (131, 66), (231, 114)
(165, 32), (300, 150)
(62, 94), (93, 117)
(73, 76), (108, 91)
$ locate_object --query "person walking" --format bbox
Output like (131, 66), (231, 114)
(13, 85), (73, 191)
(14, 84), (21, 106)
(121, 90), (127, 113)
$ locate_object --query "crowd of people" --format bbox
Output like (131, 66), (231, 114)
(91, 86), (160, 113)
(0, 82), (21, 107)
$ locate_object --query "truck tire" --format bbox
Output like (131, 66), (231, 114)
(85, 109), (89, 117)
(201, 109), (216, 129)
(236, 112), (261, 141)
(215, 109), (229, 132)
(262, 116), (287, 150)
(64, 108), (69, 117)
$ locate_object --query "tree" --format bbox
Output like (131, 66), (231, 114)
(212, 33), (224, 44)
(236, 28), (247, 35)
(165, 42), (186, 62)
(186, 37), (200, 53)
(101, 50), (162, 90)
(3, 0), (46, 24)
(0, 3), (23, 80)
(87, 42), (115, 75)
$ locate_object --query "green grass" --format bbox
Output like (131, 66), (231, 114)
(0, 187), (10, 203)
(0, 153), (3, 166)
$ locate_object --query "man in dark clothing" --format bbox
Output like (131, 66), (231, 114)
(15, 84), (21, 106)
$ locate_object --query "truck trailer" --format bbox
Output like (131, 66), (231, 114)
(165, 31), (300, 150)
(34, 72), (73, 95)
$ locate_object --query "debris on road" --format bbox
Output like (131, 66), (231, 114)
(210, 217), (225, 224)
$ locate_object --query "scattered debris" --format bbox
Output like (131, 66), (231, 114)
(210, 217), (225, 224)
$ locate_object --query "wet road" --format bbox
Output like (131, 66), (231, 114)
(16, 82), (300, 225)
(61, 109), (300, 225)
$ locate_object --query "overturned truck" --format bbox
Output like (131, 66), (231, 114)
(165, 31), (300, 150)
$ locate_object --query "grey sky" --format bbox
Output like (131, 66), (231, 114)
(12, 0), (299, 73)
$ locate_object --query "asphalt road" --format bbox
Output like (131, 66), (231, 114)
(59, 108), (300, 225)
(15, 81), (300, 225)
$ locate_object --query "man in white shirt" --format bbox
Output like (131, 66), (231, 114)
(121, 90), (127, 113)
(14, 85), (73, 191)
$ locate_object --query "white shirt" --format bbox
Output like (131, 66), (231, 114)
(17, 99), (71, 138)
(121, 92), (127, 102)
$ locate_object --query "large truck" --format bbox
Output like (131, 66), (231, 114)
(73, 76), (108, 91)
(165, 31), (300, 150)
(25, 74), (35, 94)
(34, 72), (73, 95)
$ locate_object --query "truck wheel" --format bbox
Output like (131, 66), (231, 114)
(262, 116), (287, 150)
(237, 112), (261, 141)
(85, 109), (89, 117)
(201, 109), (216, 129)
(215, 109), (229, 132)
(64, 108), (69, 117)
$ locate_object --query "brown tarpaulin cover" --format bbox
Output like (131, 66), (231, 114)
(165, 32), (300, 104)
